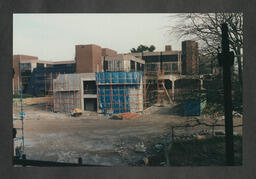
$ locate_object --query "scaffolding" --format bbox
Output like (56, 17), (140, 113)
(143, 53), (174, 108)
(53, 74), (82, 113)
(45, 72), (55, 111)
(25, 63), (76, 96)
(96, 72), (143, 115)
(143, 75), (158, 109)
(13, 87), (25, 158)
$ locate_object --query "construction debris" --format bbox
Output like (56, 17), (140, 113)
(117, 113), (140, 120)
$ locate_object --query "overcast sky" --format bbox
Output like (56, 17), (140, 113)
(13, 13), (182, 61)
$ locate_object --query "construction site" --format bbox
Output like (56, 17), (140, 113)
(13, 41), (243, 166)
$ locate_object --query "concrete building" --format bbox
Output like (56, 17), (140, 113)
(13, 54), (76, 94)
(96, 72), (144, 114)
(129, 42), (200, 104)
(14, 40), (203, 114)
(53, 73), (97, 112)
(131, 49), (182, 75)
(53, 72), (144, 114)
(103, 54), (145, 72)
(101, 48), (117, 56)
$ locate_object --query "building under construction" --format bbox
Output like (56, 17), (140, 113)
(13, 40), (205, 115)
(53, 72), (144, 114)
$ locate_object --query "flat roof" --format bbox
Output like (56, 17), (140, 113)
(38, 60), (76, 65)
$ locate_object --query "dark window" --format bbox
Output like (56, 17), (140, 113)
(136, 62), (141, 71)
(20, 63), (31, 71)
(116, 60), (121, 70)
(145, 63), (158, 72)
(164, 63), (170, 72)
(37, 63), (44, 68)
(130, 61), (135, 71)
(103, 60), (108, 71)
(172, 63), (178, 73)
(84, 98), (97, 111)
(142, 55), (178, 63)
(20, 63), (32, 76)
(83, 81), (97, 94)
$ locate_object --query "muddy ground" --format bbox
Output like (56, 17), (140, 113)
(13, 102), (243, 166)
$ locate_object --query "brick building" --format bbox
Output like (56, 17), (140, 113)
(181, 40), (199, 75)
(13, 55), (75, 94)
(75, 45), (118, 74)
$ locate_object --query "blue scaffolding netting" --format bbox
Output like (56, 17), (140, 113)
(26, 64), (76, 95)
(95, 72), (143, 115)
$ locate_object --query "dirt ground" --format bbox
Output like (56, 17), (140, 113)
(13, 101), (243, 166)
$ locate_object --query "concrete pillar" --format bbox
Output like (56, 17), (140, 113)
(18, 76), (19, 90)
(200, 79), (203, 90)
(172, 80), (175, 101)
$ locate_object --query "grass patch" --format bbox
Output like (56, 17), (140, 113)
(149, 136), (242, 166)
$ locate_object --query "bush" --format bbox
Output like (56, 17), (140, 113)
(202, 103), (224, 115)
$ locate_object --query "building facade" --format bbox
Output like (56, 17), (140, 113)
(13, 54), (76, 94)
(103, 54), (145, 72)
(14, 40), (202, 114)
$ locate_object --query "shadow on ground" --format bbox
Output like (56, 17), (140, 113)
(154, 104), (184, 116)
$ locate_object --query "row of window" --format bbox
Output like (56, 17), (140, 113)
(142, 55), (179, 63)
(103, 60), (144, 72)
(20, 63), (31, 71)
(145, 62), (179, 73)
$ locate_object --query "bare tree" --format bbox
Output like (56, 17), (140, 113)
(168, 13), (243, 87)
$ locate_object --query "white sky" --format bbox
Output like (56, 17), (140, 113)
(13, 13), (182, 61)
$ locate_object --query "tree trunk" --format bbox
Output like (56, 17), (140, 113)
(236, 47), (243, 88)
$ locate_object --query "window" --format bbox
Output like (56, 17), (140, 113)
(83, 81), (96, 94)
(172, 63), (178, 73)
(130, 60), (135, 71)
(37, 63), (44, 68)
(20, 63), (31, 71)
(116, 60), (121, 69)
(136, 62), (141, 71)
(103, 60), (108, 71)
(151, 64), (158, 71)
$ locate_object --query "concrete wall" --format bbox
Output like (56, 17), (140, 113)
(129, 78), (144, 113)
(54, 91), (81, 113)
(102, 48), (117, 56)
(103, 54), (145, 72)
(53, 73), (97, 113)
(53, 74), (82, 112)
